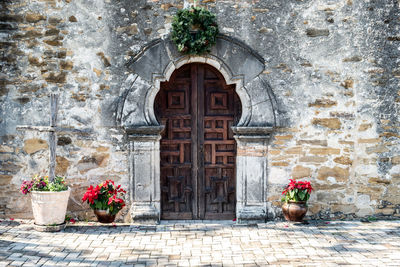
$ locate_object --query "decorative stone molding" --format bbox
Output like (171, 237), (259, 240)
(117, 34), (277, 128)
(127, 126), (164, 223)
(118, 35), (278, 223)
(232, 127), (273, 223)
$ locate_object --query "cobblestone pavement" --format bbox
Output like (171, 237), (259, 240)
(1, 219), (400, 266)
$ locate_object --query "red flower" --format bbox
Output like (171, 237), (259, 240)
(282, 179), (314, 202)
(82, 180), (126, 214)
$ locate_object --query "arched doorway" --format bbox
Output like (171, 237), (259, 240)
(154, 63), (241, 220)
(121, 35), (275, 223)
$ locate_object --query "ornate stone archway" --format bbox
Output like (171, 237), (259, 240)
(117, 34), (277, 223)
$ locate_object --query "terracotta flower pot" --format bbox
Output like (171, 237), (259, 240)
(282, 201), (308, 222)
(93, 210), (116, 223)
(31, 188), (70, 226)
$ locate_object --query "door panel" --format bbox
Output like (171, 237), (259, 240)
(155, 63), (240, 220)
(202, 69), (238, 219)
(156, 66), (194, 219)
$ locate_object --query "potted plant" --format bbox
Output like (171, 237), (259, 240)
(21, 175), (70, 227)
(82, 180), (126, 223)
(281, 179), (313, 222)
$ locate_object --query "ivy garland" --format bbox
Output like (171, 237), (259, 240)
(171, 7), (219, 55)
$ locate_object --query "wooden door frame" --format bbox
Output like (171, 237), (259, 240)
(156, 63), (238, 220)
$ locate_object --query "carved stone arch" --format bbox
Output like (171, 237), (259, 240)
(117, 34), (276, 129)
(118, 34), (277, 223)
(145, 56), (252, 127)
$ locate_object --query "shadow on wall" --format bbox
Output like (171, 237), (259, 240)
(0, 0), (23, 101)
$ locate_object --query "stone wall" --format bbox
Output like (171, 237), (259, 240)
(1, 0), (399, 221)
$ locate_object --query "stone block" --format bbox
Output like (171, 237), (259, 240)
(333, 156), (352, 165)
(93, 68), (102, 77)
(308, 203), (322, 214)
(271, 161), (289, 166)
(308, 98), (337, 108)
(0, 145), (14, 153)
(45, 28), (60, 36)
(341, 79), (354, 89)
(314, 183), (345, 190)
(77, 153), (109, 173)
(48, 16), (62, 25)
(358, 138), (380, 143)
(0, 162), (21, 173)
(380, 132), (399, 138)
(0, 14), (23, 23)
(316, 191), (344, 202)
(43, 72), (67, 83)
(285, 146), (303, 155)
(68, 16), (77, 22)
(368, 177), (390, 185)
(0, 174), (13, 185)
(330, 204), (356, 214)
(57, 136), (72, 146)
(343, 56), (362, 62)
(60, 61), (73, 70)
(24, 30), (43, 38)
(96, 52), (111, 67)
(377, 208), (395, 216)
(299, 156), (327, 163)
(56, 156), (69, 176)
(291, 165), (311, 179)
(275, 135), (293, 140)
(392, 156), (400, 165)
(269, 150), (281, 155)
(312, 118), (341, 129)
(317, 166), (349, 183)
(297, 140), (327, 146)
(26, 13), (46, 23)
(366, 145), (389, 154)
(306, 28), (329, 37)
(23, 139), (48, 154)
(330, 112), (355, 119)
(309, 148), (340, 155)
(43, 39), (63, 46)
(358, 123), (372, 131)
(117, 24), (139, 35)
(357, 185), (384, 200)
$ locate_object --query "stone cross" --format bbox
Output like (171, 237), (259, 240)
(17, 93), (59, 182)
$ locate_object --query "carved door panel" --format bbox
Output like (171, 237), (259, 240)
(155, 63), (240, 220)
(201, 67), (240, 219)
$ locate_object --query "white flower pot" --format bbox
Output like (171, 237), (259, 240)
(31, 188), (71, 225)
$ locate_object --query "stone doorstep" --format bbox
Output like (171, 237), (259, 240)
(4, 219), (400, 230)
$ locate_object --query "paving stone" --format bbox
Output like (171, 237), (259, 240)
(1, 220), (400, 266)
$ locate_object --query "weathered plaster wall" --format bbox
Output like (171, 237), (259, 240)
(1, 0), (399, 220)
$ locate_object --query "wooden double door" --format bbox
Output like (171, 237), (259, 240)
(155, 63), (241, 220)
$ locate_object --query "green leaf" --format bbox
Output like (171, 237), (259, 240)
(171, 7), (218, 55)
(298, 190), (306, 200)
